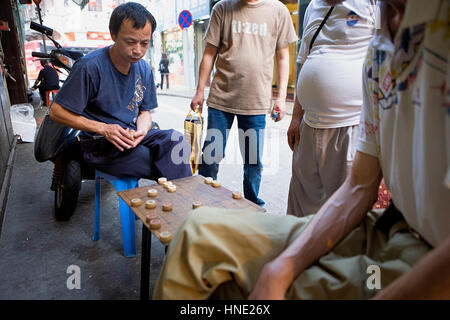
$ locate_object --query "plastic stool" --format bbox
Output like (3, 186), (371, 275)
(45, 89), (59, 107)
(93, 170), (139, 258)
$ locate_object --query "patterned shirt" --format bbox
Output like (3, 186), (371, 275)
(357, 0), (450, 247)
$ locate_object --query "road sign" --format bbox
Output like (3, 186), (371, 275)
(178, 10), (193, 29)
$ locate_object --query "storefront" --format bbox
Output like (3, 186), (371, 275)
(193, 17), (209, 86)
(157, 0), (210, 89)
(161, 28), (184, 87)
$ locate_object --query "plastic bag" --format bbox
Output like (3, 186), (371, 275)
(184, 110), (203, 174)
(10, 103), (36, 143)
(10, 103), (34, 122)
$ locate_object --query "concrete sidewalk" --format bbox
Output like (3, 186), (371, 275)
(157, 85), (295, 115)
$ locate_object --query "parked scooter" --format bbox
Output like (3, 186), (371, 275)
(32, 22), (159, 221)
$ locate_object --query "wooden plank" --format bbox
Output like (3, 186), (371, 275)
(118, 175), (265, 245)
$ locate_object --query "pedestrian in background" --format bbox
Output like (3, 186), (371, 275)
(190, 0), (297, 206)
(158, 52), (170, 89)
(32, 60), (60, 106)
(287, 0), (377, 217)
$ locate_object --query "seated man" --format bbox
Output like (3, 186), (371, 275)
(154, 0), (450, 299)
(32, 60), (60, 106)
(50, 2), (192, 181)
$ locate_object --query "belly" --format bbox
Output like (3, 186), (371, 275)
(297, 53), (365, 113)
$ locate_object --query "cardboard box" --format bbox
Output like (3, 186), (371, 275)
(11, 118), (37, 142)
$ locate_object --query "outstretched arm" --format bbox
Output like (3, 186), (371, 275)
(249, 151), (382, 299)
(32, 79), (41, 89)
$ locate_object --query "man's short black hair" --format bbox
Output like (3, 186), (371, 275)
(109, 2), (157, 36)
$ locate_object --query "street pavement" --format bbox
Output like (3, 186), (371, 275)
(0, 91), (294, 299)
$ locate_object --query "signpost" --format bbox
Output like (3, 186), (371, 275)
(33, 0), (47, 53)
(178, 10), (194, 89)
(178, 10), (193, 29)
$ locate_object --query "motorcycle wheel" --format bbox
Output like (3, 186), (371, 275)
(54, 159), (81, 221)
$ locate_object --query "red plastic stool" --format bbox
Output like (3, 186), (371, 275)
(45, 89), (59, 106)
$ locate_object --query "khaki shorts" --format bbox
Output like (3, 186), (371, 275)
(154, 206), (431, 299)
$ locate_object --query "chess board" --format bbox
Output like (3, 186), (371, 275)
(118, 175), (265, 245)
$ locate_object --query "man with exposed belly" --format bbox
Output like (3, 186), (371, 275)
(287, 0), (377, 217)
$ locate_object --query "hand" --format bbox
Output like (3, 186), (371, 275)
(248, 259), (292, 300)
(287, 118), (301, 151)
(190, 91), (204, 113)
(271, 98), (286, 122)
(100, 123), (135, 152)
(130, 127), (148, 148)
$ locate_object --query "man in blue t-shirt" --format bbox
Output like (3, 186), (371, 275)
(32, 60), (60, 106)
(50, 2), (191, 180)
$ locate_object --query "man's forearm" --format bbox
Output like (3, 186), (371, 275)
(374, 236), (450, 299)
(136, 110), (152, 133)
(196, 44), (218, 92)
(49, 102), (106, 135)
(292, 65), (305, 121)
(292, 96), (304, 121)
(292, 64), (304, 120)
(275, 47), (290, 99)
(274, 152), (382, 288)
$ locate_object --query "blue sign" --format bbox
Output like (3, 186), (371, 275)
(178, 10), (193, 29)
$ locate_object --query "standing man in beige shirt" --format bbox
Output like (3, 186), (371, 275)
(190, 0), (297, 205)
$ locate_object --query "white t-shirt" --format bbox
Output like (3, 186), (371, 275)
(357, 0), (450, 247)
(296, 0), (377, 128)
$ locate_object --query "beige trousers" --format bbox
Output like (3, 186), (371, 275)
(287, 121), (359, 217)
(153, 207), (430, 300)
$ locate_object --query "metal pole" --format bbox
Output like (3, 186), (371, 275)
(140, 225), (151, 300)
(35, 4), (47, 53)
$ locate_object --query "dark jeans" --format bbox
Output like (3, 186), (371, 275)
(79, 129), (192, 180)
(160, 73), (169, 89)
(198, 107), (266, 206)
